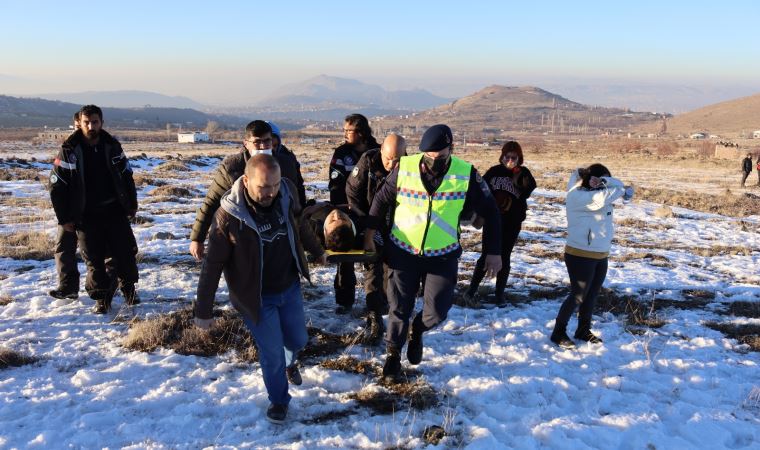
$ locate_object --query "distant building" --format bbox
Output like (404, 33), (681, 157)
(37, 129), (72, 143)
(690, 133), (707, 140)
(753, 130), (760, 139)
(177, 132), (210, 143)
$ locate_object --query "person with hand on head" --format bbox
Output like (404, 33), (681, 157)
(49, 105), (139, 313)
(463, 141), (536, 306)
(189, 120), (306, 262)
(345, 133), (407, 342)
(550, 163), (632, 349)
(193, 154), (324, 424)
(363, 124), (502, 382)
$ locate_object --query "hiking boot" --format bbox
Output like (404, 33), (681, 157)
(91, 297), (112, 315)
(49, 288), (78, 300)
(382, 347), (402, 383)
(365, 311), (385, 344)
(574, 330), (603, 344)
(286, 364), (302, 386)
(335, 305), (351, 315)
(407, 321), (424, 365)
(122, 285), (140, 306)
(550, 330), (576, 349)
(266, 403), (288, 424)
(462, 291), (481, 308)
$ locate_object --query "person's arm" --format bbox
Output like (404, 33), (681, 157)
(467, 168), (501, 256)
(193, 209), (232, 321)
(49, 144), (76, 227)
(363, 166), (399, 252)
(328, 148), (349, 205)
(189, 164), (234, 259)
(346, 153), (370, 216)
(566, 175), (626, 212)
(514, 166), (537, 199)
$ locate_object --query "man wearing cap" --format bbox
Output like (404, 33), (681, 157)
(364, 124), (502, 381)
(346, 133), (407, 342)
(189, 120), (307, 261)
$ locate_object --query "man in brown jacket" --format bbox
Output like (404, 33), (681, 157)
(193, 154), (325, 424)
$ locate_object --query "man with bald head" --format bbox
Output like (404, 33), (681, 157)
(346, 133), (407, 342)
(193, 154), (324, 424)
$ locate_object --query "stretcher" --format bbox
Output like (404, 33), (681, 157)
(324, 249), (379, 263)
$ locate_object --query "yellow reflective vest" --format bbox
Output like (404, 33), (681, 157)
(390, 153), (471, 256)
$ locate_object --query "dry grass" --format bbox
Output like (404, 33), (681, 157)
(0, 294), (12, 306)
(0, 195), (50, 209)
(637, 187), (759, 217)
(594, 289), (667, 330)
(0, 167), (41, 181)
(725, 302), (760, 319)
(123, 308), (258, 361)
(348, 378), (438, 415)
(153, 160), (192, 173)
(124, 308), (359, 363)
(0, 231), (55, 260)
(148, 185), (194, 198)
(132, 173), (167, 187)
(704, 322), (760, 352)
(0, 347), (37, 369)
(320, 356), (379, 375)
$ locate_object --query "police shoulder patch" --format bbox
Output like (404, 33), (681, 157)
(330, 170), (339, 179)
(351, 166), (359, 177)
(50, 174), (58, 184)
(69, 154), (77, 164)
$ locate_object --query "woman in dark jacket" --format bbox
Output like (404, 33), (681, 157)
(464, 141), (536, 306)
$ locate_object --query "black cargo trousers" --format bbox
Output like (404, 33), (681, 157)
(334, 244), (389, 314)
(54, 226), (118, 293)
(76, 205), (138, 300)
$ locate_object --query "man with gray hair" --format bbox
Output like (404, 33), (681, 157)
(193, 154), (325, 424)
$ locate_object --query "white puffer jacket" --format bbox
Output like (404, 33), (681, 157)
(565, 170), (626, 254)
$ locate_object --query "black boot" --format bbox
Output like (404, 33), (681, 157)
(49, 287), (78, 300)
(365, 311), (384, 344)
(494, 271), (508, 304)
(382, 345), (402, 383)
(92, 296), (112, 315)
(574, 329), (603, 344)
(407, 314), (425, 365)
(550, 328), (576, 349)
(122, 284), (140, 306)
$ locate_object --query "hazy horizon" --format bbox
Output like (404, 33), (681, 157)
(2, 1), (759, 112)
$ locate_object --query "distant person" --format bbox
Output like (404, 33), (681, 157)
(189, 120), (306, 261)
(363, 124), (502, 382)
(463, 141), (536, 306)
(49, 105), (139, 313)
(327, 114), (380, 313)
(550, 164), (633, 348)
(345, 133), (407, 341)
(193, 154), (325, 424)
(756, 154), (760, 186)
(741, 153), (753, 188)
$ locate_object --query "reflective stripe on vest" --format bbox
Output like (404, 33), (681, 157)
(390, 153), (471, 256)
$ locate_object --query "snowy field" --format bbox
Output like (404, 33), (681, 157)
(1, 148), (759, 449)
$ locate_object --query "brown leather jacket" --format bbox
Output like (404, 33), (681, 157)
(193, 177), (323, 324)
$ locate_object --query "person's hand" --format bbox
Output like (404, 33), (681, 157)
(316, 252), (328, 264)
(589, 176), (602, 189)
(484, 254), (502, 278)
(62, 222), (75, 233)
(363, 229), (377, 253)
(190, 241), (205, 261)
(471, 215), (485, 230)
(194, 317), (214, 331)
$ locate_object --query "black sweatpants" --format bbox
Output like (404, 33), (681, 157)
(77, 209), (138, 300)
(470, 217), (522, 296)
(384, 243), (458, 349)
(741, 171), (750, 187)
(335, 246), (389, 315)
(554, 253), (608, 335)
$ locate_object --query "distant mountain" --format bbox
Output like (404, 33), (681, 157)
(0, 95), (245, 128)
(375, 85), (664, 135)
(654, 92), (760, 136)
(34, 90), (206, 109)
(258, 75), (450, 111)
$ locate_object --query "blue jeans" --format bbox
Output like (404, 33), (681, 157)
(242, 281), (308, 406)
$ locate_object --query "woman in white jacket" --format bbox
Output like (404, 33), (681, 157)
(550, 164), (631, 348)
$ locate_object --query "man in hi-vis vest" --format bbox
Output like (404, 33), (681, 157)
(364, 124), (502, 382)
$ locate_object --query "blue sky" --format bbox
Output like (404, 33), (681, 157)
(1, 0), (758, 106)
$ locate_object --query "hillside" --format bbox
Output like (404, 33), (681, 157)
(375, 85), (663, 137)
(0, 95), (244, 128)
(35, 90), (206, 109)
(659, 93), (760, 136)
